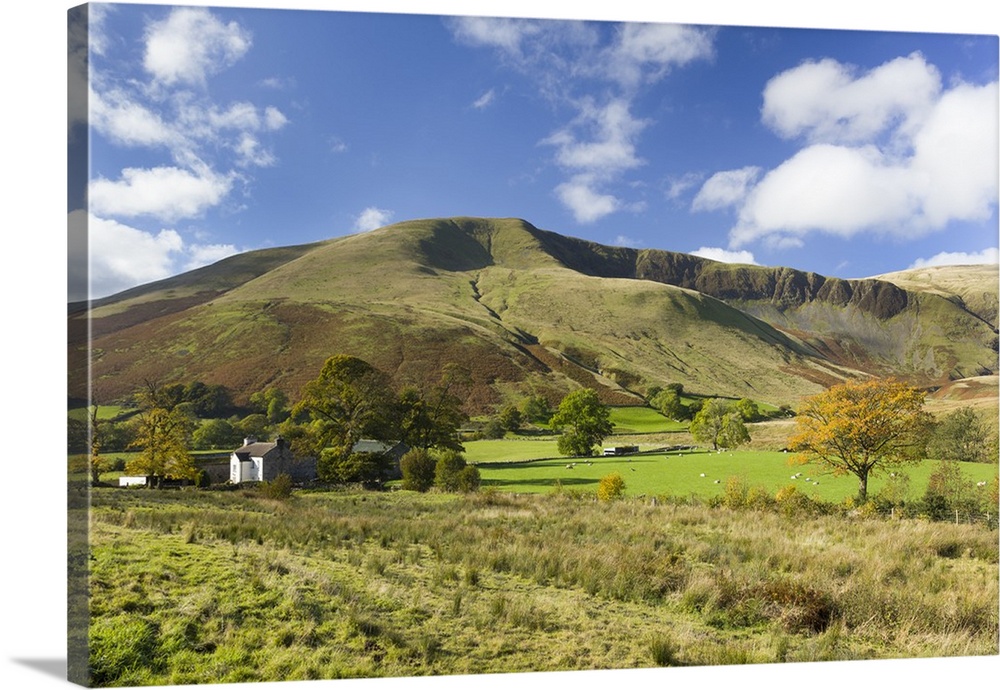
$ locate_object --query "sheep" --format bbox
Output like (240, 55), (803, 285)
(700, 473), (706, 477)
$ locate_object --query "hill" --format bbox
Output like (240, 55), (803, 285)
(70, 217), (998, 412)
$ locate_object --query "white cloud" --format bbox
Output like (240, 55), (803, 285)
(89, 166), (234, 222)
(762, 53), (941, 145)
(472, 89), (497, 110)
(545, 98), (648, 174)
(143, 7), (252, 87)
(718, 53), (998, 251)
(264, 106), (289, 130)
(88, 215), (185, 297)
(692, 166), (761, 211)
(605, 23), (714, 88)
(448, 16), (546, 59)
(354, 207), (394, 232)
(90, 88), (179, 149)
(690, 247), (759, 265)
(909, 248), (999, 268)
(613, 234), (642, 247)
(183, 243), (240, 271)
(79, 213), (244, 298)
(555, 175), (619, 223)
(665, 172), (704, 201)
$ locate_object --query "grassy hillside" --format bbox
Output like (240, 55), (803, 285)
(73, 217), (997, 411)
(874, 264), (999, 328)
(85, 487), (998, 686)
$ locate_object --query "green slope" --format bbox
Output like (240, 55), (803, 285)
(73, 217), (997, 411)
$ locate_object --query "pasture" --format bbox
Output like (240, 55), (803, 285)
(475, 447), (999, 506)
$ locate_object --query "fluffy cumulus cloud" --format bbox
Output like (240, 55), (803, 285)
(75, 213), (240, 299)
(702, 53), (998, 251)
(143, 7), (252, 86)
(554, 176), (619, 223)
(89, 166), (234, 222)
(690, 247), (759, 265)
(909, 248), (999, 269)
(354, 207), (395, 232)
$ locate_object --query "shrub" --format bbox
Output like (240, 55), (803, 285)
(259, 473), (293, 500)
(597, 472), (626, 501)
(435, 450), (467, 491)
(456, 465), (481, 493)
(400, 449), (436, 492)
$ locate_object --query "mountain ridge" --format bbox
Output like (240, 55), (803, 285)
(72, 217), (998, 411)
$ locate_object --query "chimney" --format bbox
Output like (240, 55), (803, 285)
(244, 436), (257, 447)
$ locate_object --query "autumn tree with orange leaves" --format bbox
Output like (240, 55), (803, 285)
(788, 378), (932, 502)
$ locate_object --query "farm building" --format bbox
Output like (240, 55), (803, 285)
(229, 436), (316, 484)
(350, 439), (410, 480)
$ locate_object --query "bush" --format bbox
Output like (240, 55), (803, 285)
(258, 473), (293, 500)
(435, 450), (468, 492)
(456, 465), (481, 493)
(597, 472), (626, 501)
(400, 448), (436, 492)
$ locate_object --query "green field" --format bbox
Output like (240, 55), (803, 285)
(476, 446), (999, 505)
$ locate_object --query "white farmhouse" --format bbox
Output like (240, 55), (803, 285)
(229, 436), (305, 483)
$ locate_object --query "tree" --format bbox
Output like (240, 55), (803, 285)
(293, 355), (396, 458)
(929, 406), (993, 463)
(734, 398), (761, 422)
(126, 384), (198, 486)
(498, 404), (523, 433)
(395, 366), (469, 452)
(434, 450), (468, 491)
(789, 378), (931, 502)
(400, 448), (437, 492)
(689, 399), (750, 451)
(550, 388), (614, 457)
(650, 388), (686, 421)
(191, 418), (241, 450)
(250, 386), (290, 424)
(521, 395), (553, 425)
(88, 404), (104, 484)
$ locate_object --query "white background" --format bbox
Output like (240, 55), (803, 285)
(2, 1), (997, 689)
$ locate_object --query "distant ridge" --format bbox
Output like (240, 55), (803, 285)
(71, 217), (998, 412)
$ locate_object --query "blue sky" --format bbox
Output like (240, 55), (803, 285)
(69, 2), (999, 299)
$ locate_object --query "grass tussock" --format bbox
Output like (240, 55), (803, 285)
(88, 486), (998, 686)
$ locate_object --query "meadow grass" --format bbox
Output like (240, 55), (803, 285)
(476, 446), (998, 504)
(86, 486), (998, 686)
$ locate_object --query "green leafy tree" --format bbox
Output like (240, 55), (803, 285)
(434, 450), (468, 491)
(400, 448), (437, 492)
(498, 404), (523, 433)
(789, 378), (931, 502)
(396, 365), (469, 452)
(734, 398), (761, 422)
(690, 399), (750, 451)
(320, 449), (393, 487)
(191, 418), (242, 450)
(650, 388), (686, 421)
(250, 386), (290, 424)
(125, 384), (198, 486)
(293, 355), (396, 458)
(521, 395), (553, 425)
(930, 406), (993, 463)
(550, 388), (614, 457)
